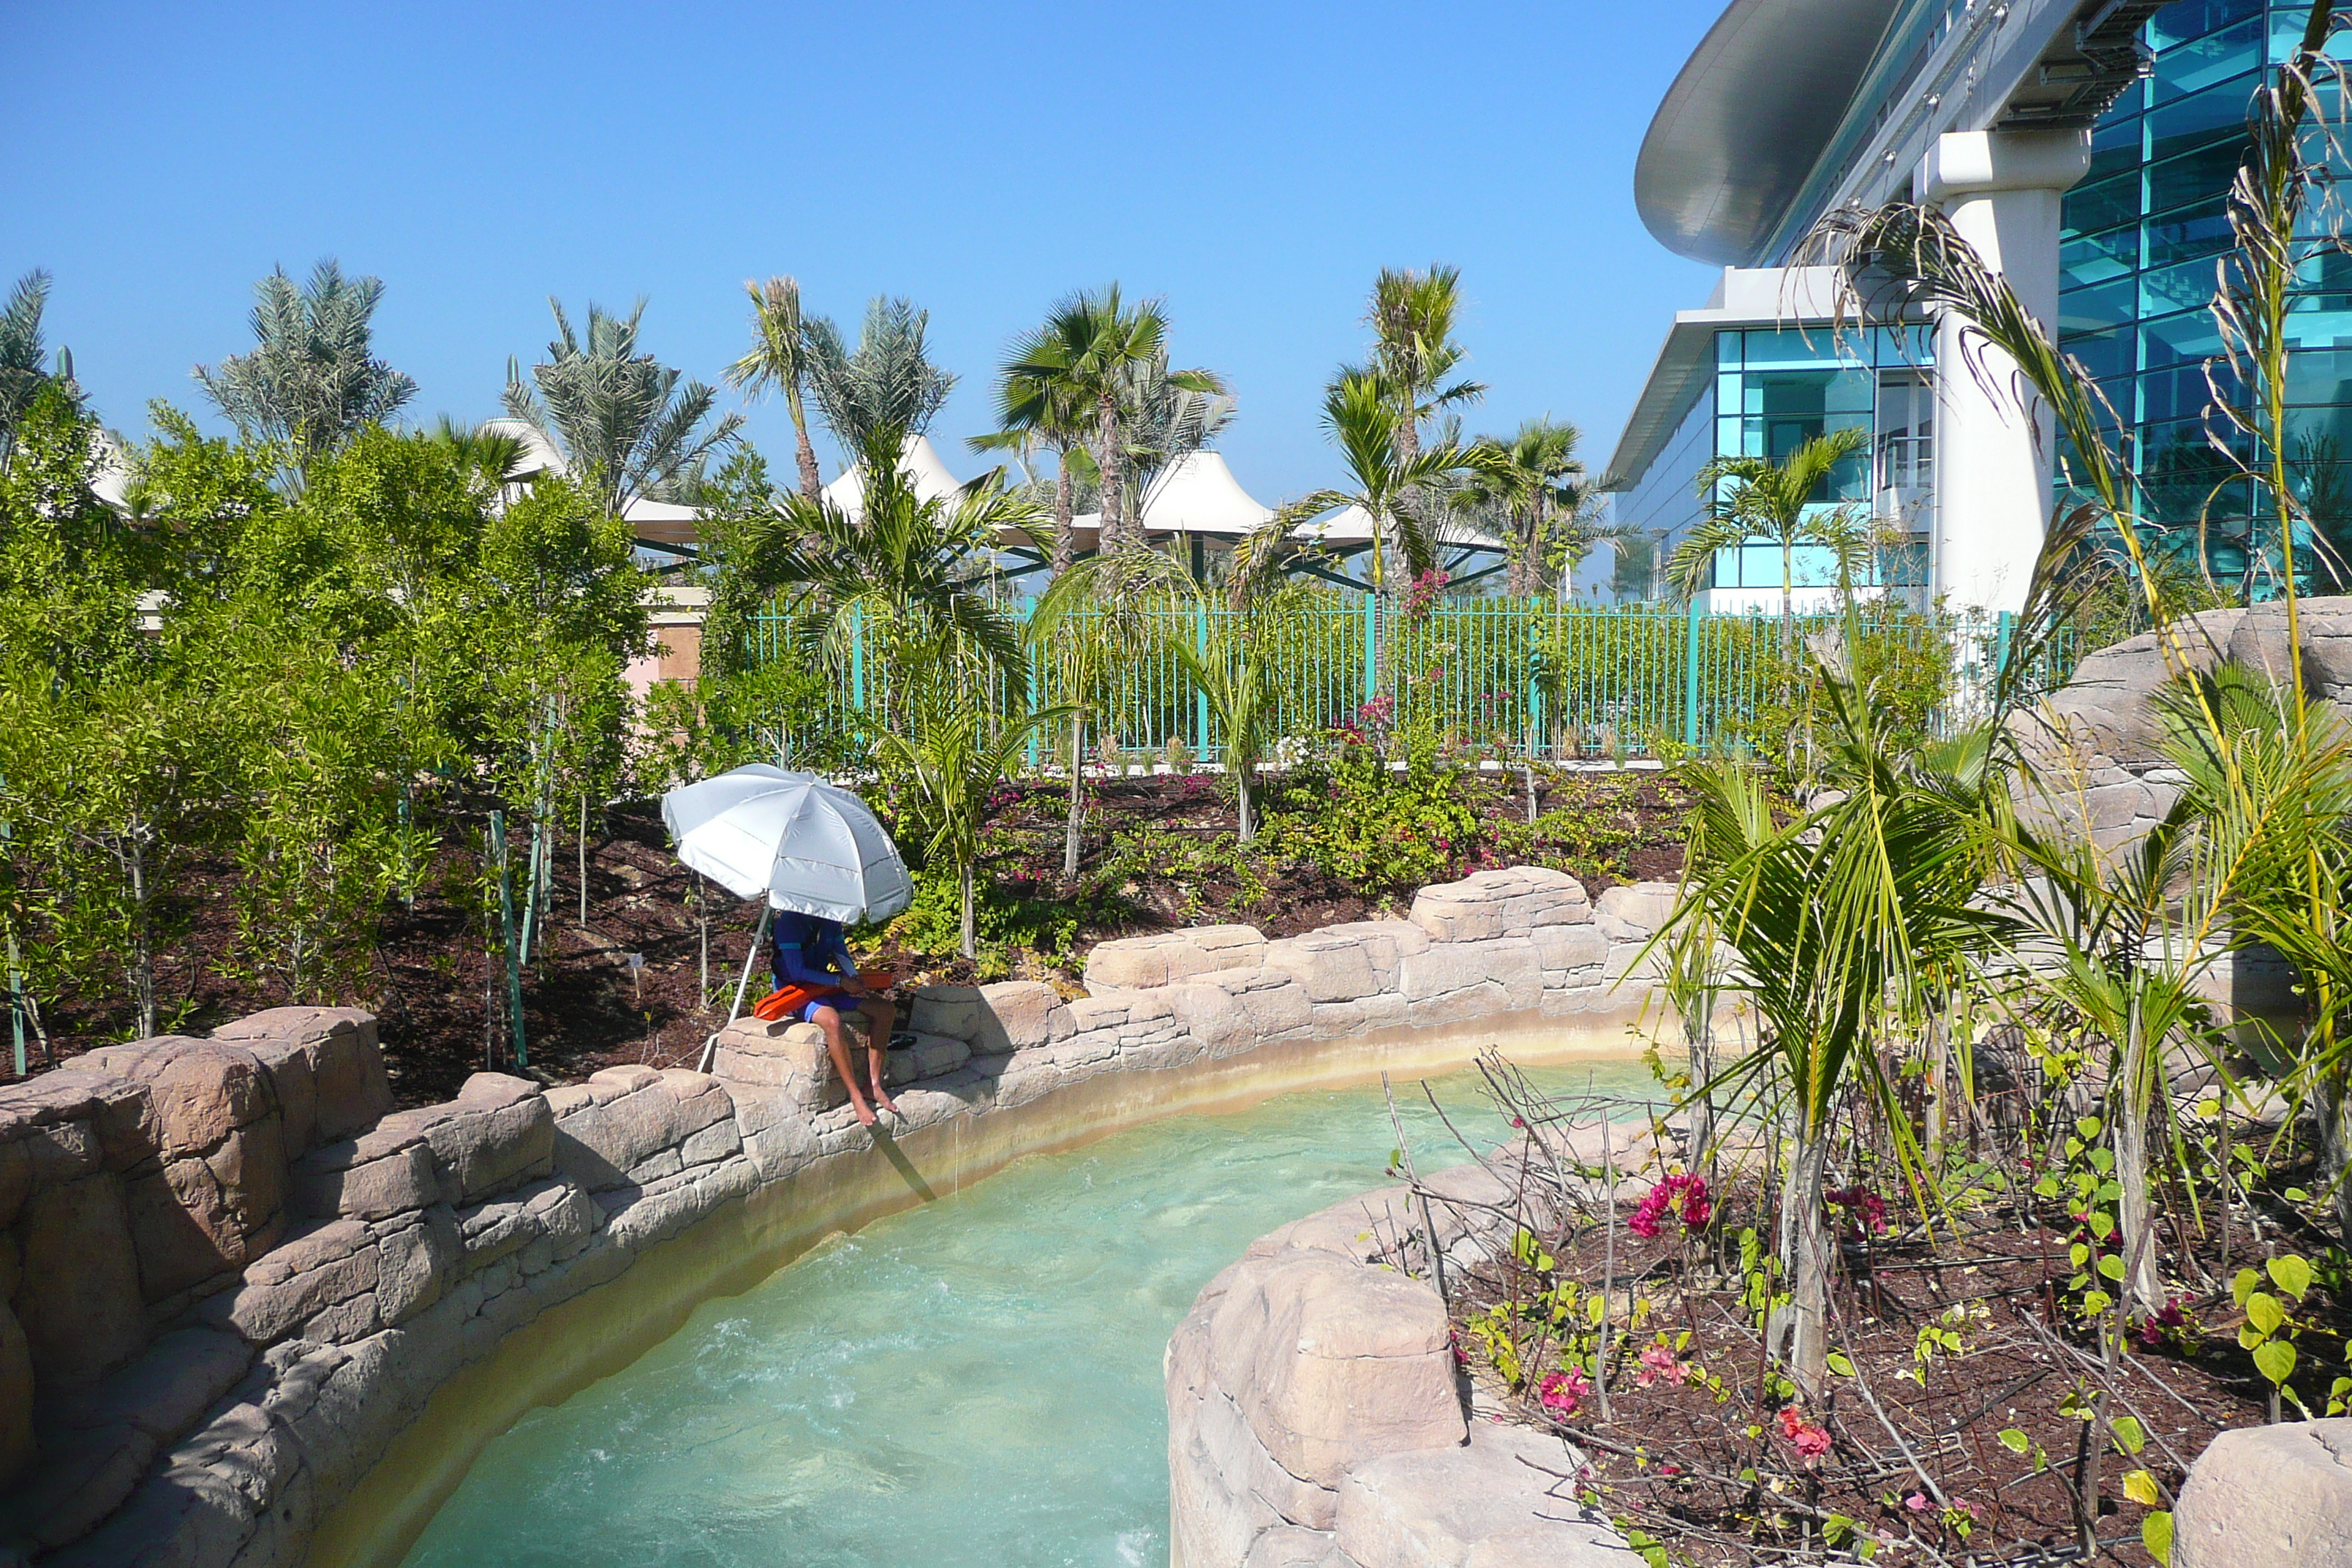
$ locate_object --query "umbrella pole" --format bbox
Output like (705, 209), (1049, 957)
(698, 904), (772, 1074)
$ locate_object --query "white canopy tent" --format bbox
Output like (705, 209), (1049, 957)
(1137, 451), (1274, 539)
(822, 434), (967, 522)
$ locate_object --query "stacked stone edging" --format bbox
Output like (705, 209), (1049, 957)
(0, 865), (1682, 1568)
(1165, 1165), (1643, 1567)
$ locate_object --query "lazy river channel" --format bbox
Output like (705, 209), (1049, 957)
(399, 1057), (1656, 1568)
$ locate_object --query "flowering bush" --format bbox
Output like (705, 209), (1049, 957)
(1403, 568), (1450, 619)
(1356, 694), (1396, 734)
(1629, 1173), (1712, 1240)
(1827, 1185), (1888, 1238)
(1538, 1368), (1590, 1417)
(1777, 1406), (1832, 1463)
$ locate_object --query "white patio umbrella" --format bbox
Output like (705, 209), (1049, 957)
(662, 765), (914, 1066)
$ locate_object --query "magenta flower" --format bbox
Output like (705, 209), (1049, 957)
(1778, 1407), (1832, 1462)
(1629, 1172), (1711, 1240)
(1537, 1368), (1590, 1417)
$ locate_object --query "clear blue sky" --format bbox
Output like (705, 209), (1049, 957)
(2, 1), (1721, 503)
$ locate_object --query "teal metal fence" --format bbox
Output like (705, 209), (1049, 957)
(747, 595), (2081, 764)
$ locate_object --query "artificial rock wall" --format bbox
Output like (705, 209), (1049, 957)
(1165, 1165), (1643, 1568)
(0, 864), (1681, 1568)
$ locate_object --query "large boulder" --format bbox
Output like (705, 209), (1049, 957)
(1334, 1422), (1639, 1568)
(79, 1039), (289, 1302)
(970, 981), (1076, 1053)
(1085, 924), (1268, 992)
(2174, 1417), (2352, 1567)
(211, 1006), (391, 1147)
(1409, 867), (1591, 943)
(372, 1073), (552, 1206)
(1207, 1249), (1465, 1490)
(15, 1170), (146, 1388)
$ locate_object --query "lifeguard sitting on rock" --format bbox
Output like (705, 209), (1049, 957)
(760, 911), (898, 1126)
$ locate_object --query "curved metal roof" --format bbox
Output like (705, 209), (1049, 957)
(1635, 0), (1907, 266)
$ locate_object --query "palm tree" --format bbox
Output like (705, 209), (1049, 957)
(1461, 418), (1594, 595)
(502, 298), (742, 523)
(195, 259), (417, 467)
(422, 415), (528, 489)
(1003, 286), (1221, 554)
(1027, 550), (1185, 876)
(877, 698), (1063, 959)
(1663, 671), (1999, 1395)
(1365, 265), (1486, 469)
(753, 420), (1034, 730)
(977, 371), (1091, 572)
(802, 296), (956, 462)
(1231, 370), (1494, 692)
(1171, 592), (1294, 841)
(724, 276), (825, 500)
(1665, 426), (1871, 647)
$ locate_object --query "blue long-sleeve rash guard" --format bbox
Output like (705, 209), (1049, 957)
(771, 911), (854, 991)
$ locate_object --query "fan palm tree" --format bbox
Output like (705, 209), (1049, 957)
(195, 259), (417, 468)
(725, 276), (825, 500)
(1665, 426), (1870, 647)
(753, 420), (1033, 731)
(1231, 370), (1494, 691)
(1003, 286), (1221, 554)
(1461, 418), (1593, 595)
(801, 296), (956, 463)
(877, 698), (1064, 958)
(502, 298), (743, 522)
(976, 370), (1092, 571)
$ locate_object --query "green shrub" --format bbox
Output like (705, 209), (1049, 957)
(1263, 742), (1482, 892)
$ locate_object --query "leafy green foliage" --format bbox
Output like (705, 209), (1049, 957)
(1262, 739), (1482, 893)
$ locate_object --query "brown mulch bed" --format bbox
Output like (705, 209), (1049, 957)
(1454, 1175), (2326, 1566)
(10, 768), (1697, 1108)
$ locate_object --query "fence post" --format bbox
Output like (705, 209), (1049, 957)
(1022, 595), (1039, 772)
(1683, 598), (1705, 751)
(1194, 600), (1210, 755)
(1994, 610), (2013, 687)
(1362, 591), (1377, 706)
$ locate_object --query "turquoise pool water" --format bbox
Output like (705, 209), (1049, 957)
(401, 1058), (1658, 1568)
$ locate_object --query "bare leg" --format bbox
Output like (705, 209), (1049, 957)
(859, 997), (900, 1115)
(812, 1006), (875, 1126)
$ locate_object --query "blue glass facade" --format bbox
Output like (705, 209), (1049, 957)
(2057, 0), (2352, 587)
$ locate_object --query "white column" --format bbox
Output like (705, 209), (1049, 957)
(1921, 129), (2092, 616)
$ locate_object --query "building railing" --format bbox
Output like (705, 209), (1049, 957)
(746, 595), (2079, 764)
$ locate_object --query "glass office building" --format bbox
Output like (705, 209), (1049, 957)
(1615, 325), (1935, 603)
(2057, 0), (2352, 588)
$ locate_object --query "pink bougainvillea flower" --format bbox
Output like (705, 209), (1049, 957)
(1777, 1407), (1831, 1462)
(1827, 1185), (1888, 1237)
(1537, 1369), (1590, 1417)
(1634, 1344), (1685, 1388)
(1629, 1173), (1711, 1240)
(1904, 1492), (1930, 1512)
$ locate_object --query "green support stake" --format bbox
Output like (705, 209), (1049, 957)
(856, 606), (870, 712)
(1994, 610), (2013, 690)
(489, 810), (528, 1070)
(1193, 601), (1210, 754)
(1683, 598), (1705, 751)
(1362, 591), (1378, 705)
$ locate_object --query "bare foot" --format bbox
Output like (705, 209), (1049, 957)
(871, 1082), (900, 1116)
(851, 1098), (878, 1128)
